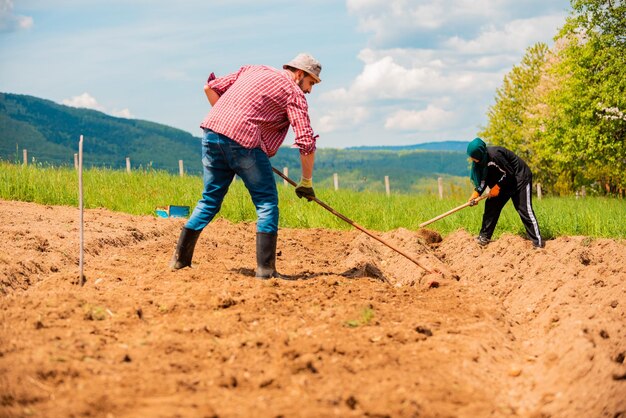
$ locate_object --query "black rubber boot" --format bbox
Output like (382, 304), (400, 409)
(256, 232), (280, 279)
(476, 235), (490, 246)
(170, 227), (201, 270)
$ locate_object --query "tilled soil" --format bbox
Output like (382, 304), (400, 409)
(1, 199), (624, 418)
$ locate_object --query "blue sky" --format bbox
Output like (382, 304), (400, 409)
(0, 0), (571, 148)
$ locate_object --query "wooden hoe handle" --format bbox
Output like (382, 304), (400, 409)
(418, 194), (488, 228)
(272, 167), (435, 274)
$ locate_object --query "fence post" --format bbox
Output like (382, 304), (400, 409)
(333, 173), (339, 190)
(179, 160), (184, 177)
(384, 176), (390, 197)
(126, 157), (131, 173)
(283, 167), (289, 186)
(78, 135), (85, 286)
(23, 149), (27, 166)
(74, 153), (78, 169)
(537, 183), (542, 200)
(581, 186), (586, 198)
(437, 177), (443, 199)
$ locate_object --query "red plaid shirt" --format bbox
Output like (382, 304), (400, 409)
(200, 65), (318, 157)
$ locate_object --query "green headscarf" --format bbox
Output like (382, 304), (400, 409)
(467, 137), (488, 188)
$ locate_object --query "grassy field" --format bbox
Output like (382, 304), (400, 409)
(1, 162), (625, 239)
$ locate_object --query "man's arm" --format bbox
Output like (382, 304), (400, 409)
(204, 85), (220, 106)
(285, 89), (317, 201)
(295, 152), (316, 200)
(286, 93), (317, 156)
(300, 152), (314, 180)
(203, 66), (249, 106)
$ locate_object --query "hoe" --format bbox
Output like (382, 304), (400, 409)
(272, 167), (459, 282)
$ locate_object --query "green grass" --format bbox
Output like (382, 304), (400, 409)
(1, 161), (625, 239)
(345, 306), (376, 328)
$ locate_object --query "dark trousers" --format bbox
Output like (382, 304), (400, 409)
(480, 182), (543, 246)
(185, 129), (279, 233)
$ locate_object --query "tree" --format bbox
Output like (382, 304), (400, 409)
(479, 43), (548, 165)
(540, 0), (626, 194)
(482, 0), (626, 195)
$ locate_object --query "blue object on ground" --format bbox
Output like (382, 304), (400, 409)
(155, 205), (190, 218)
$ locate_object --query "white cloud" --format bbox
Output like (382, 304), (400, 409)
(312, 0), (568, 142)
(62, 92), (105, 111)
(350, 1), (446, 36)
(321, 48), (503, 104)
(316, 47), (504, 135)
(346, 0), (567, 47)
(385, 105), (454, 131)
(316, 106), (369, 133)
(62, 92), (133, 118)
(111, 108), (132, 118)
(444, 15), (565, 54)
(347, 0), (482, 45)
(0, 0), (33, 32)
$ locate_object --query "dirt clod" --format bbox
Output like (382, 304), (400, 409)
(415, 326), (433, 337)
(346, 395), (358, 410)
(416, 228), (443, 244)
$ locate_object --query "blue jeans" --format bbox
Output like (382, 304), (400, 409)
(185, 129), (279, 233)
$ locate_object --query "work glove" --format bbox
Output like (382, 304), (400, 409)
(488, 184), (501, 198)
(295, 177), (315, 201)
(468, 190), (480, 206)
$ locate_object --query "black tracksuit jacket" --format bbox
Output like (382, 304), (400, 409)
(474, 146), (532, 194)
(474, 146), (542, 246)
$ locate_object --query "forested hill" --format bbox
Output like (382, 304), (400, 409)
(0, 92), (202, 172)
(347, 141), (467, 152)
(0, 92), (470, 192)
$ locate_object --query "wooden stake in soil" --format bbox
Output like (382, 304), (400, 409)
(78, 135), (85, 286)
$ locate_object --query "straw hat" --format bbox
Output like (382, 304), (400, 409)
(283, 53), (322, 83)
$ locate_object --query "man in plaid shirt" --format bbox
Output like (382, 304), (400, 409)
(170, 53), (322, 279)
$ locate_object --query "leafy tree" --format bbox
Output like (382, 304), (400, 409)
(479, 42), (549, 167)
(482, 0), (625, 195)
(534, 0), (625, 195)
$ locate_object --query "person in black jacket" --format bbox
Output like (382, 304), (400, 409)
(466, 137), (544, 248)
